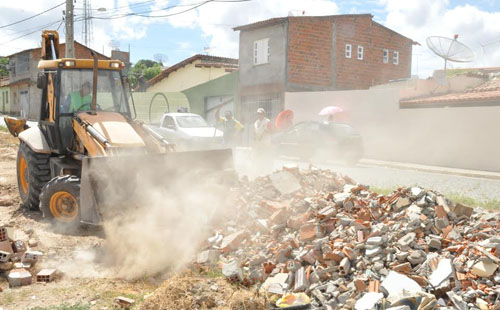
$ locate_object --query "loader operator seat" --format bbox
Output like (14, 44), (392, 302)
(59, 81), (92, 150)
(62, 81), (92, 113)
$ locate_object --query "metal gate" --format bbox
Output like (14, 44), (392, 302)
(241, 93), (282, 144)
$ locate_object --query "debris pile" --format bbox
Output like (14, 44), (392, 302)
(0, 226), (54, 288)
(196, 167), (500, 309)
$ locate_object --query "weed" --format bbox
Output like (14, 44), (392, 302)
(29, 303), (91, 310)
(369, 186), (396, 195)
(445, 192), (500, 210)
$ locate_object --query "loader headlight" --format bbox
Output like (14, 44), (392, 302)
(64, 60), (76, 67)
(110, 62), (121, 68)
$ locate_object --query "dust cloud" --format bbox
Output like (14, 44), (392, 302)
(86, 154), (235, 279)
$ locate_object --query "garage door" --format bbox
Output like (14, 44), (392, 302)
(205, 95), (234, 126)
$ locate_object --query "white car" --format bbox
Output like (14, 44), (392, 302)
(150, 113), (224, 151)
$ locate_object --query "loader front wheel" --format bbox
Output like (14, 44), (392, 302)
(17, 142), (51, 210)
(40, 175), (81, 225)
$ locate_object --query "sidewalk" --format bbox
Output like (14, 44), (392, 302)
(360, 159), (500, 181)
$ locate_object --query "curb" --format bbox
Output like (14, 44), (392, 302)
(360, 159), (500, 181)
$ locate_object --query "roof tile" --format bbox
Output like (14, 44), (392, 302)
(400, 78), (500, 107)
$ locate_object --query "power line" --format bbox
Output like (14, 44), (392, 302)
(0, 20), (62, 46)
(136, 0), (252, 18)
(2, 19), (62, 37)
(87, 0), (213, 20)
(88, 0), (251, 20)
(0, 2), (65, 29)
(0, 0), (251, 49)
(74, 0), (156, 11)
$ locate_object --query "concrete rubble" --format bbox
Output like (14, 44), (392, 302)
(194, 167), (500, 309)
(0, 226), (53, 288)
(114, 296), (135, 308)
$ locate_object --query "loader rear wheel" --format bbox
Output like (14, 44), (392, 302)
(40, 175), (81, 225)
(17, 142), (51, 210)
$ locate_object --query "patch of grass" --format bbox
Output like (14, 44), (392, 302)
(369, 186), (396, 195)
(200, 267), (224, 279)
(1, 291), (15, 304)
(364, 186), (500, 210)
(29, 304), (91, 310)
(0, 125), (8, 132)
(445, 192), (500, 210)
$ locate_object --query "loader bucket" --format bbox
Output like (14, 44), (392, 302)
(79, 148), (235, 225)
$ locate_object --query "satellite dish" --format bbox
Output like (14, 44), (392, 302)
(426, 35), (475, 71)
(153, 53), (168, 65)
(203, 46), (213, 55)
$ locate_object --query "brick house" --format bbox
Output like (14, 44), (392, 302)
(234, 14), (416, 124)
(6, 41), (108, 119)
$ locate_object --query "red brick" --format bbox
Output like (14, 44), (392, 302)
(299, 224), (317, 242)
(354, 279), (367, 292)
(368, 280), (380, 292)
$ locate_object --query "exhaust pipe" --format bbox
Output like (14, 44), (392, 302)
(90, 51), (98, 115)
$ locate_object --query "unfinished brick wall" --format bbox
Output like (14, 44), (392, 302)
(287, 17), (333, 86)
(333, 15), (412, 90)
(31, 42), (109, 60)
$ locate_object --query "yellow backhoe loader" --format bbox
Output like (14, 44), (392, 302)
(4, 30), (233, 226)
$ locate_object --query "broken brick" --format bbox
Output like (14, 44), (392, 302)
(368, 280), (380, 293)
(220, 231), (247, 253)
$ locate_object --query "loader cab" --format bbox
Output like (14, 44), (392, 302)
(37, 59), (134, 154)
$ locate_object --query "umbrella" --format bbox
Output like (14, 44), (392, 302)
(275, 109), (294, 130)
(318, 106), (343, 116)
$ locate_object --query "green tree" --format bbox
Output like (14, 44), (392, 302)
(0, 57), (8, 78)
(128, 59), (162, 90)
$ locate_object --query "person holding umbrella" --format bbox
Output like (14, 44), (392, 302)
(275, 109), (294, 131)
(319, 106), (343, 124)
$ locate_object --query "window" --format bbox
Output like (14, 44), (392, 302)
(393, 51), (399, 65)
(357, 46), (364, 60)
(60, 69), (129, 115)
(176, 115), (209, 128)
(162, 116), (176, 129)
(383, 49), (389, 63)
(253, 38), (269, 65)
(345, 44), (352, 58)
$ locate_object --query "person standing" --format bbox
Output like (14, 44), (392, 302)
(252, 108), (274, 174)
(215, 105), (243, 146)
(254, 108), (271, 144)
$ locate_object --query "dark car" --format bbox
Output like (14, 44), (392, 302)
(271, 121), (364, 164)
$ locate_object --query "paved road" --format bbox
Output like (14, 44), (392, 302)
(3, 117), (497, 204)
(234, 150), (500, 204)
(278, 159), (500, 203)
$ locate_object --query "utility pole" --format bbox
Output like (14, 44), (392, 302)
(65, 0), (75, 58)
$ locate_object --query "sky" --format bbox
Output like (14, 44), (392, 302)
(0, 0), (499, 78)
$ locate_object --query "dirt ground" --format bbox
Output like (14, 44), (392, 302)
(0, 132), (255, 310)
